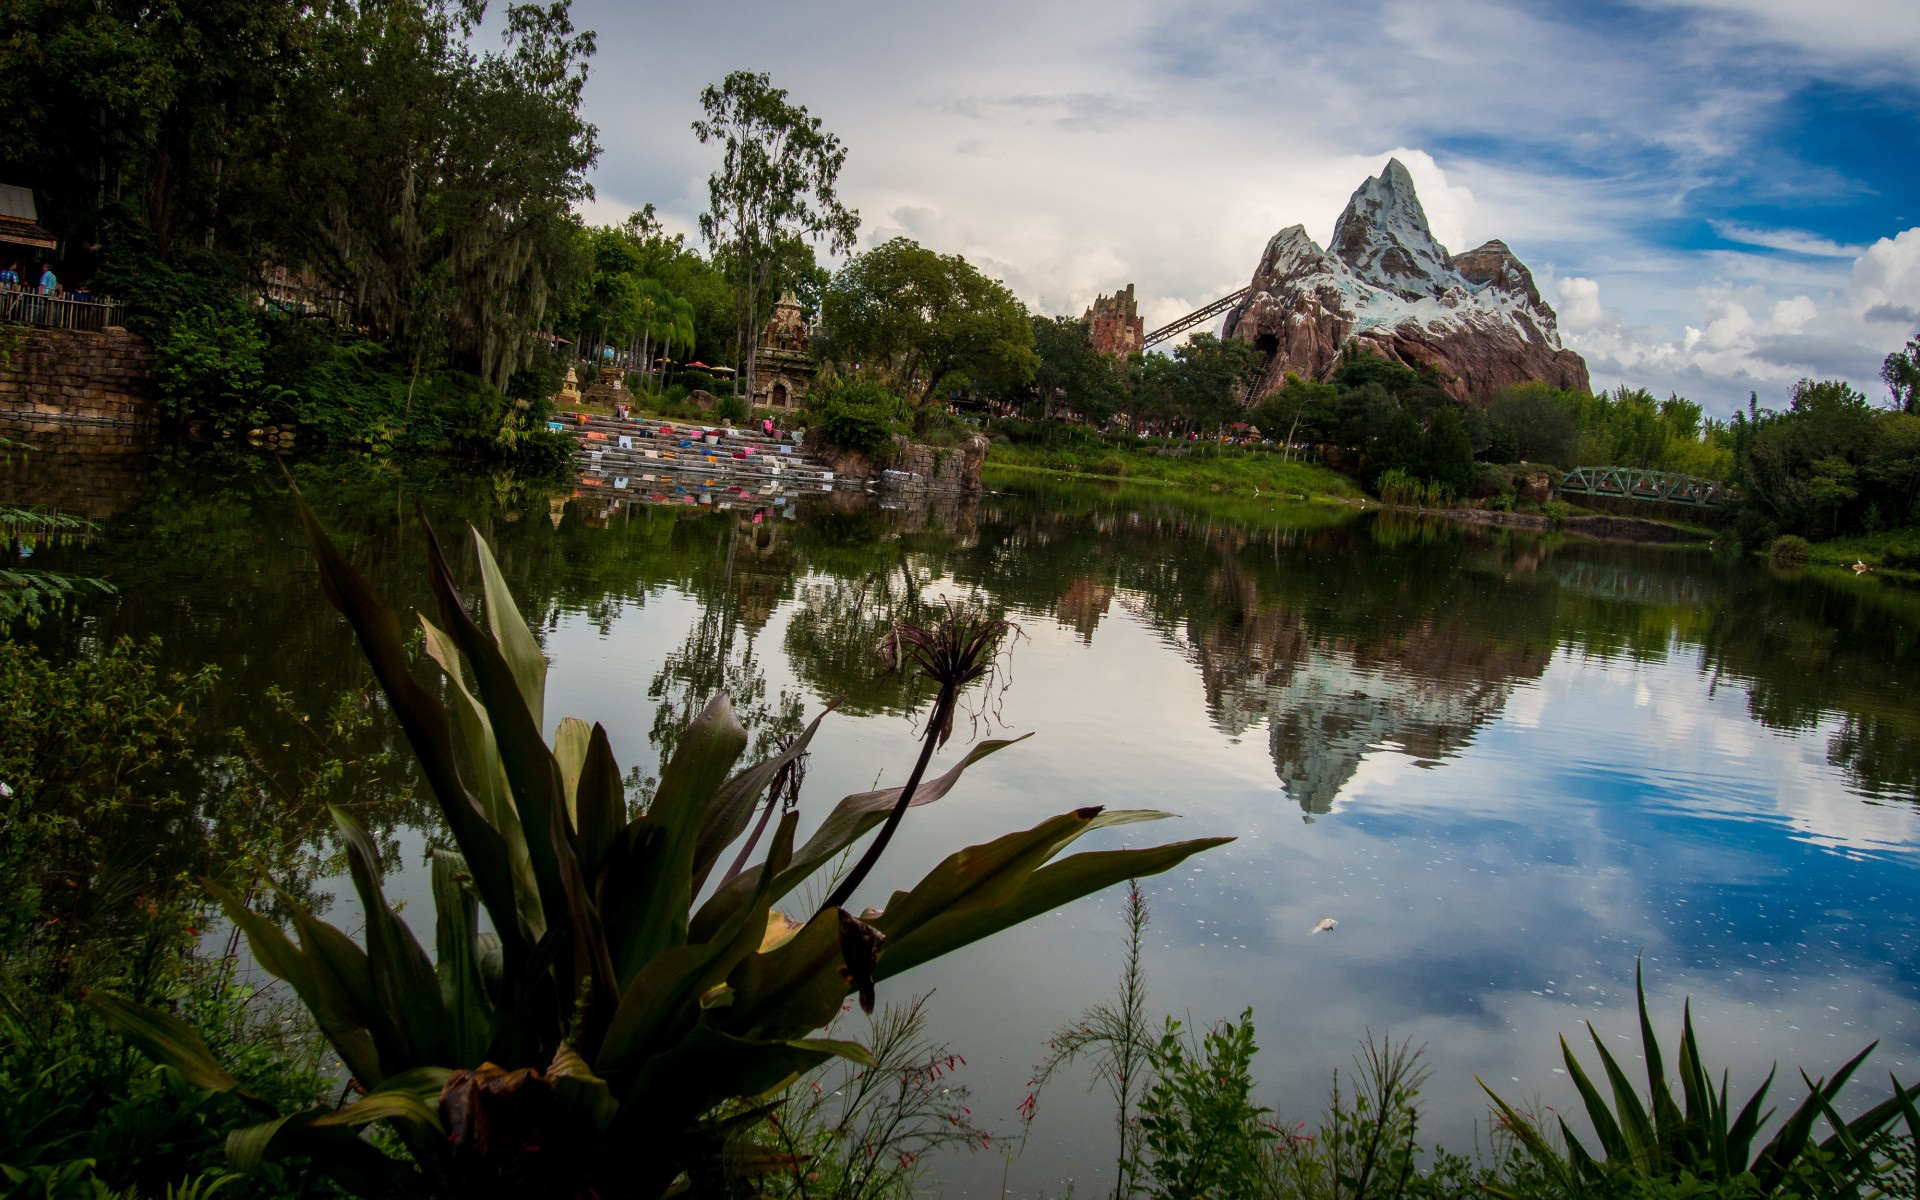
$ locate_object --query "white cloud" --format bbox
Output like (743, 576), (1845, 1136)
(1710, 221), (1869, 257)
(1562, 229), (1920, 410)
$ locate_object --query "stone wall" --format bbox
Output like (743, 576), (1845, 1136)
(822, 433), (990, 493)
(0, 415), (157, 520)
(0, 326), (157, 426)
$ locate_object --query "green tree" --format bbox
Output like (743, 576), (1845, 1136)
(819, 237), (1036, 430)
(1026, 314), (1121, 426)
(1424, 406), (1475, 498)
(1370, 406), (1424, 486)
(1884, 334), (1920, 415)
(694, 70), (859, 402)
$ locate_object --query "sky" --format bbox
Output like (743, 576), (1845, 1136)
(566, 0), (1920, 415)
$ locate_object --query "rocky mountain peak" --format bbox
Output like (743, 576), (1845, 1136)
(1222, 160), (1590, 402)
(1328, 158), (1453, 300)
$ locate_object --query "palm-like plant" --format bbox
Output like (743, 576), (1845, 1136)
(1480, 964), (1920, 1198)
(88, 493), (1229, 1197)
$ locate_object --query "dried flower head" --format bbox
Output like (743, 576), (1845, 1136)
(877, 598), (1020, 748)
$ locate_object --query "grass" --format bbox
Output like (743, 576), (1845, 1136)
(1804, 526), (1920, 578)
(987, 438), (1359, 499)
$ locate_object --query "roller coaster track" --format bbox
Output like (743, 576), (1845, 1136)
(1144, 288), (1248, 348)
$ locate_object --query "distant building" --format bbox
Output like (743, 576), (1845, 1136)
(0, 184), (57, 256)
(1083, 284), (1144, 359)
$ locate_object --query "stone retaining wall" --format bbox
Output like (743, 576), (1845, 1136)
(0, 326), (157, 426)
(0, 415), (157, 520)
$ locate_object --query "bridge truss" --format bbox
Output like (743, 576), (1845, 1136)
(1144, 288), (1248, 348)
(1558, 466), (1730, 509)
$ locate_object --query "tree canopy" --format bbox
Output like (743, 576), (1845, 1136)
(818, 236), (1037, 425)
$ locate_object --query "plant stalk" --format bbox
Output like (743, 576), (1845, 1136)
(817, 681), (955, 916)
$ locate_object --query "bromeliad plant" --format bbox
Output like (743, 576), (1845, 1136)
(87, 494), (1229, 1198)
(1480, 964), (1920, 1198)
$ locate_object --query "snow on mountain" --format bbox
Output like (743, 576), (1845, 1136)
(1224, 159), (1590, 402)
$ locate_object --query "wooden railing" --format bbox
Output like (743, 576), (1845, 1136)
(0, 290), (127, 332)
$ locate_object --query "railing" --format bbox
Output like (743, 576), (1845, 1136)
(0, 290), (127, 332)
(1558, 466), (1730, 508)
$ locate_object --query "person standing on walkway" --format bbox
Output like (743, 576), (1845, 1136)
(0, 262), (17, 289)
(38, 264), (58, 295)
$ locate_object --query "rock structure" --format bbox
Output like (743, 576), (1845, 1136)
(751, 290), (815, 413)
(1223, 159), (1589, 402)
(0, 326), (156, 425)
(1083, 284), (1144, 359)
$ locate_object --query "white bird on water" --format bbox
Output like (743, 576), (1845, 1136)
(1311, 917), (1338, 935)
(1854, 560), (1871, 574)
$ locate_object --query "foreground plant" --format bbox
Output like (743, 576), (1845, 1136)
(1480, 964), (1920, 1198)
(88, 493), (1229, 1198)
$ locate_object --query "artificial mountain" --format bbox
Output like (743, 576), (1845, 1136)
(1223, 158), (1590, 402)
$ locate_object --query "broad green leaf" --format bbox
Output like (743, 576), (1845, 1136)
(691, 734), (1029, 943)
(874, 838), (1232, 981)
(599, 812), (797, 1075)
(420, 614), (542, 942)
(691, 702), (837, 895)
(291, 485), (523, 966)
(206, 879), (383, 1085)
(83, 991), (244, 1096)
(873, 808), (1159, 940)
(605, 694), (747, 978)
(430, 850), (493, 1065)
(553, 715), (593, 819)
(336, 807), (448, 1069)
(574, 722), (625, 881)
(417, 505), (614, 1036)
(1561, 1035), (1630, 1163)
(473, 524), (547, 733)
(715, 910), (858, 1044)
(1585, 1022), (1658, 1167)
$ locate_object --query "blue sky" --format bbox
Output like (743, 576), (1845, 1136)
(569, 0), (1919, 414)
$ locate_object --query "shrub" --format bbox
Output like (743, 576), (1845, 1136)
(1376, 467), (1423, 505)
(155, 305), (278, 432)
(810, 377), (907, 459)
(1542, 500), (1573, 528)
(714, 393), (750, 425)
(1130, 1012), (1273, 1200)
(1770, 533), (1812, 566)
(1090, 456), (1126, 477)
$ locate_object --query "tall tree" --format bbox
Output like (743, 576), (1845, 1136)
(819, 237), (1036, 429)
(1884, 334), (1920, 415)
(693, 70), (859, 402)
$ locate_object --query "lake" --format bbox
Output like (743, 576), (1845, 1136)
(7, 432), (1919, 1195)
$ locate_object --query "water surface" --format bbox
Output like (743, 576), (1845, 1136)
(8, 436), (1919, 1194)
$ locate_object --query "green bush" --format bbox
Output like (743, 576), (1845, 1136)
(1770, 533), (1812, 566)
(1130, 1012), (1273, 1200)
(1543, 500), (1573, 528)
(714, 393), (750, 425)
(1376, 467), (1423, 505)
(1090, 455), (1126, 477)
(155, 305), (278, 433)
(810, 378), (908, 459)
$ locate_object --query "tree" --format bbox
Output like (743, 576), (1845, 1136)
(819, 237), (1036, 429)
(1424, 407), (1475, 498)
(1370, 406), (1424, 485)
(694, 70), (859, 402)
(1884, 334), (1920, 415)
(1487, 383), (1579, 465)
(1026, 314), (1120, 425)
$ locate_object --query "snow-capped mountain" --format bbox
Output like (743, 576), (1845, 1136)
(1223, 158), (1590, 401)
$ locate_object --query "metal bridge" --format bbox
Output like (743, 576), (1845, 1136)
(1558, 466), (1730, 509)
(1145, 288), (1247, 348)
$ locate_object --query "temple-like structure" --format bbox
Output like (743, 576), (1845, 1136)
(1083, 284), (1145, 359)
(751, 291), (815, 412)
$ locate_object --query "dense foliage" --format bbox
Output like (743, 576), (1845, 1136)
(819, 237), (1038, 431)
(1, 0), (596, 459)
(1728, 378), (1920, 552)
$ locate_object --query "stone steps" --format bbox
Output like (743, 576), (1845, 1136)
(554, 410), (859, 510)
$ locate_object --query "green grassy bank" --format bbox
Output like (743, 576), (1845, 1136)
(986, 438), (1359, 498)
